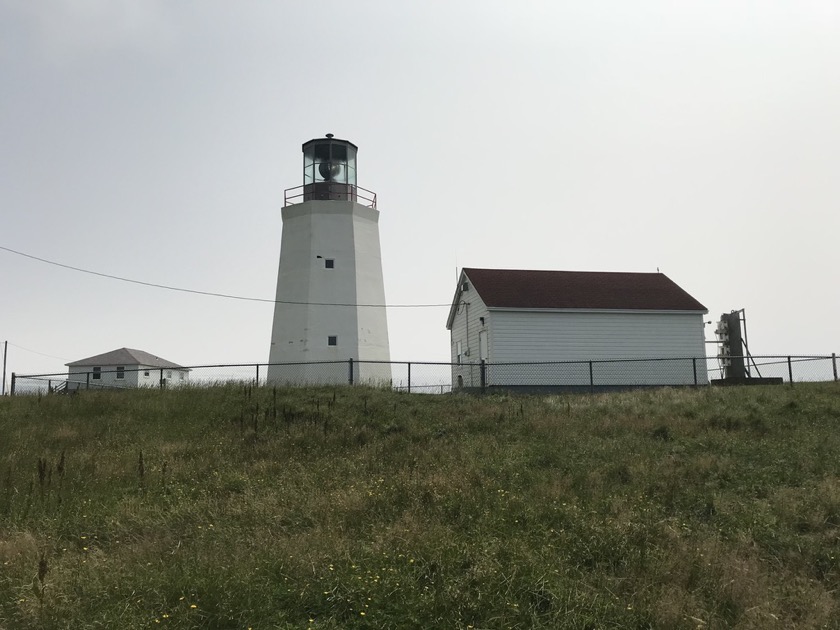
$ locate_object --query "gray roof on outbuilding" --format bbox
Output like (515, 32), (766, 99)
(66, 348), (187, 369)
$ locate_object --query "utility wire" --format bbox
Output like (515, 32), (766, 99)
(0, 245), (450, 308)
(7, 342), (70, 361)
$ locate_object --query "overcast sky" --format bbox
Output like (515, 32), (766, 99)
(2, 0), (838, 384)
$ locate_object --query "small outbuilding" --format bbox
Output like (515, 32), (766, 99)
(66, 348), (189, 390)
(446, 268), (708, 390)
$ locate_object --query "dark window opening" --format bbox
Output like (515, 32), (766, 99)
(116, 366), (125, 380)
(92, 367), (101, 380)
(144, 370), (150, 377)
(328, 336), (338, 346)
(325, 259), (335, 269)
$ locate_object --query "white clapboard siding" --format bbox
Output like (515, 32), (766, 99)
(448, 288), (490, 388)
(489, 310), (707, 386)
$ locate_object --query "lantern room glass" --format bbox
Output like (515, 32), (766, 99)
(303, 139), (357, 186)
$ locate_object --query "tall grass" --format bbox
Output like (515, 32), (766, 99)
(1, 383), (839, 628)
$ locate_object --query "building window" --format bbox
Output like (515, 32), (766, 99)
(325, 258), (335, 269)
(116, 366), (125, 380)
(328, 336), (338, 346)
(92, 367), (101, 380)
(167, 371), (173, 379)
(179, 372), (185, 380)
(456, 341), (462, 365)
(144, 370), (150, 377)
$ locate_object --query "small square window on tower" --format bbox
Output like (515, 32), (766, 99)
(328, 336), (338, 346)
(325, 259), (335, 269)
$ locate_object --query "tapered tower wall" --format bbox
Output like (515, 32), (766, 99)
(267, 200), (391, 385)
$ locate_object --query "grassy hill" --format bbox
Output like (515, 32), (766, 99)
(1, 383), (839, 629)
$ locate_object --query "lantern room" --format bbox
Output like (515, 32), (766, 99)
(302, 134), (358, 202)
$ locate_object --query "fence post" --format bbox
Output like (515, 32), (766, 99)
(10, 372), (15, 395)
(86, 372), (90, 390)
(589, 361), (594, 392)
(833, 353), (838, 382)
(255, 364), (260, 385)
(407, 362), (411, 394)
(348, 358), (354, 386)
(787, 356), (794, 384)
(692, 358), (698, 385)
(160, 368), (165, 390)
(480, 359), (486, 393)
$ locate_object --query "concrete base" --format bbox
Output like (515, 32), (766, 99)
(711, 377), (784, 386)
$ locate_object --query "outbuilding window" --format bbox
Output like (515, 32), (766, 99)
(92, 367), (101, 380)
(328, 336), (338, 346)
(325, 259), (335, 269)
(116, 366), (125, 380)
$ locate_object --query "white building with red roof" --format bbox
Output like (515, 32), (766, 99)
(446, 268), (708, 390)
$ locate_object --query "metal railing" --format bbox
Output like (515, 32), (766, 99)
(283, 184), (377, 208)
(8, 354), (838, 396)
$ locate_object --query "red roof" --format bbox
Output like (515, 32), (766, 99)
(462, 268), (707, 312)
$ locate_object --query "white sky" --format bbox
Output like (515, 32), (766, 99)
(2, 0), (839, 381)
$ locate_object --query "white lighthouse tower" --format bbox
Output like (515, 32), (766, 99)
(267, 135), (391, 385)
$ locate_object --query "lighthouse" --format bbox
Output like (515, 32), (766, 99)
(267, 135), (391, 384)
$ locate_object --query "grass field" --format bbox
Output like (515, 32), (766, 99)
(1, 382), (839, 629)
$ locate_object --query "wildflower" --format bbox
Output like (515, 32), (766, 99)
(190, 604), (197, 609)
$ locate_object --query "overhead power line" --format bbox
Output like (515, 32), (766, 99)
(0, 245), (450, 308)
(7, 342), (70, 361)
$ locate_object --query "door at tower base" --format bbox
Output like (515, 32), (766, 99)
(266, 200), (391, 386)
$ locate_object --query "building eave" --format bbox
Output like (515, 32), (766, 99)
(486, 307), (709, 315)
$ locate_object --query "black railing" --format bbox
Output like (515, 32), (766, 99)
(8, 354), (839, 396)
(283, 184), (377, 208)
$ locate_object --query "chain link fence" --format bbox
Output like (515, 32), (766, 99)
(9, 355), (838, 395)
